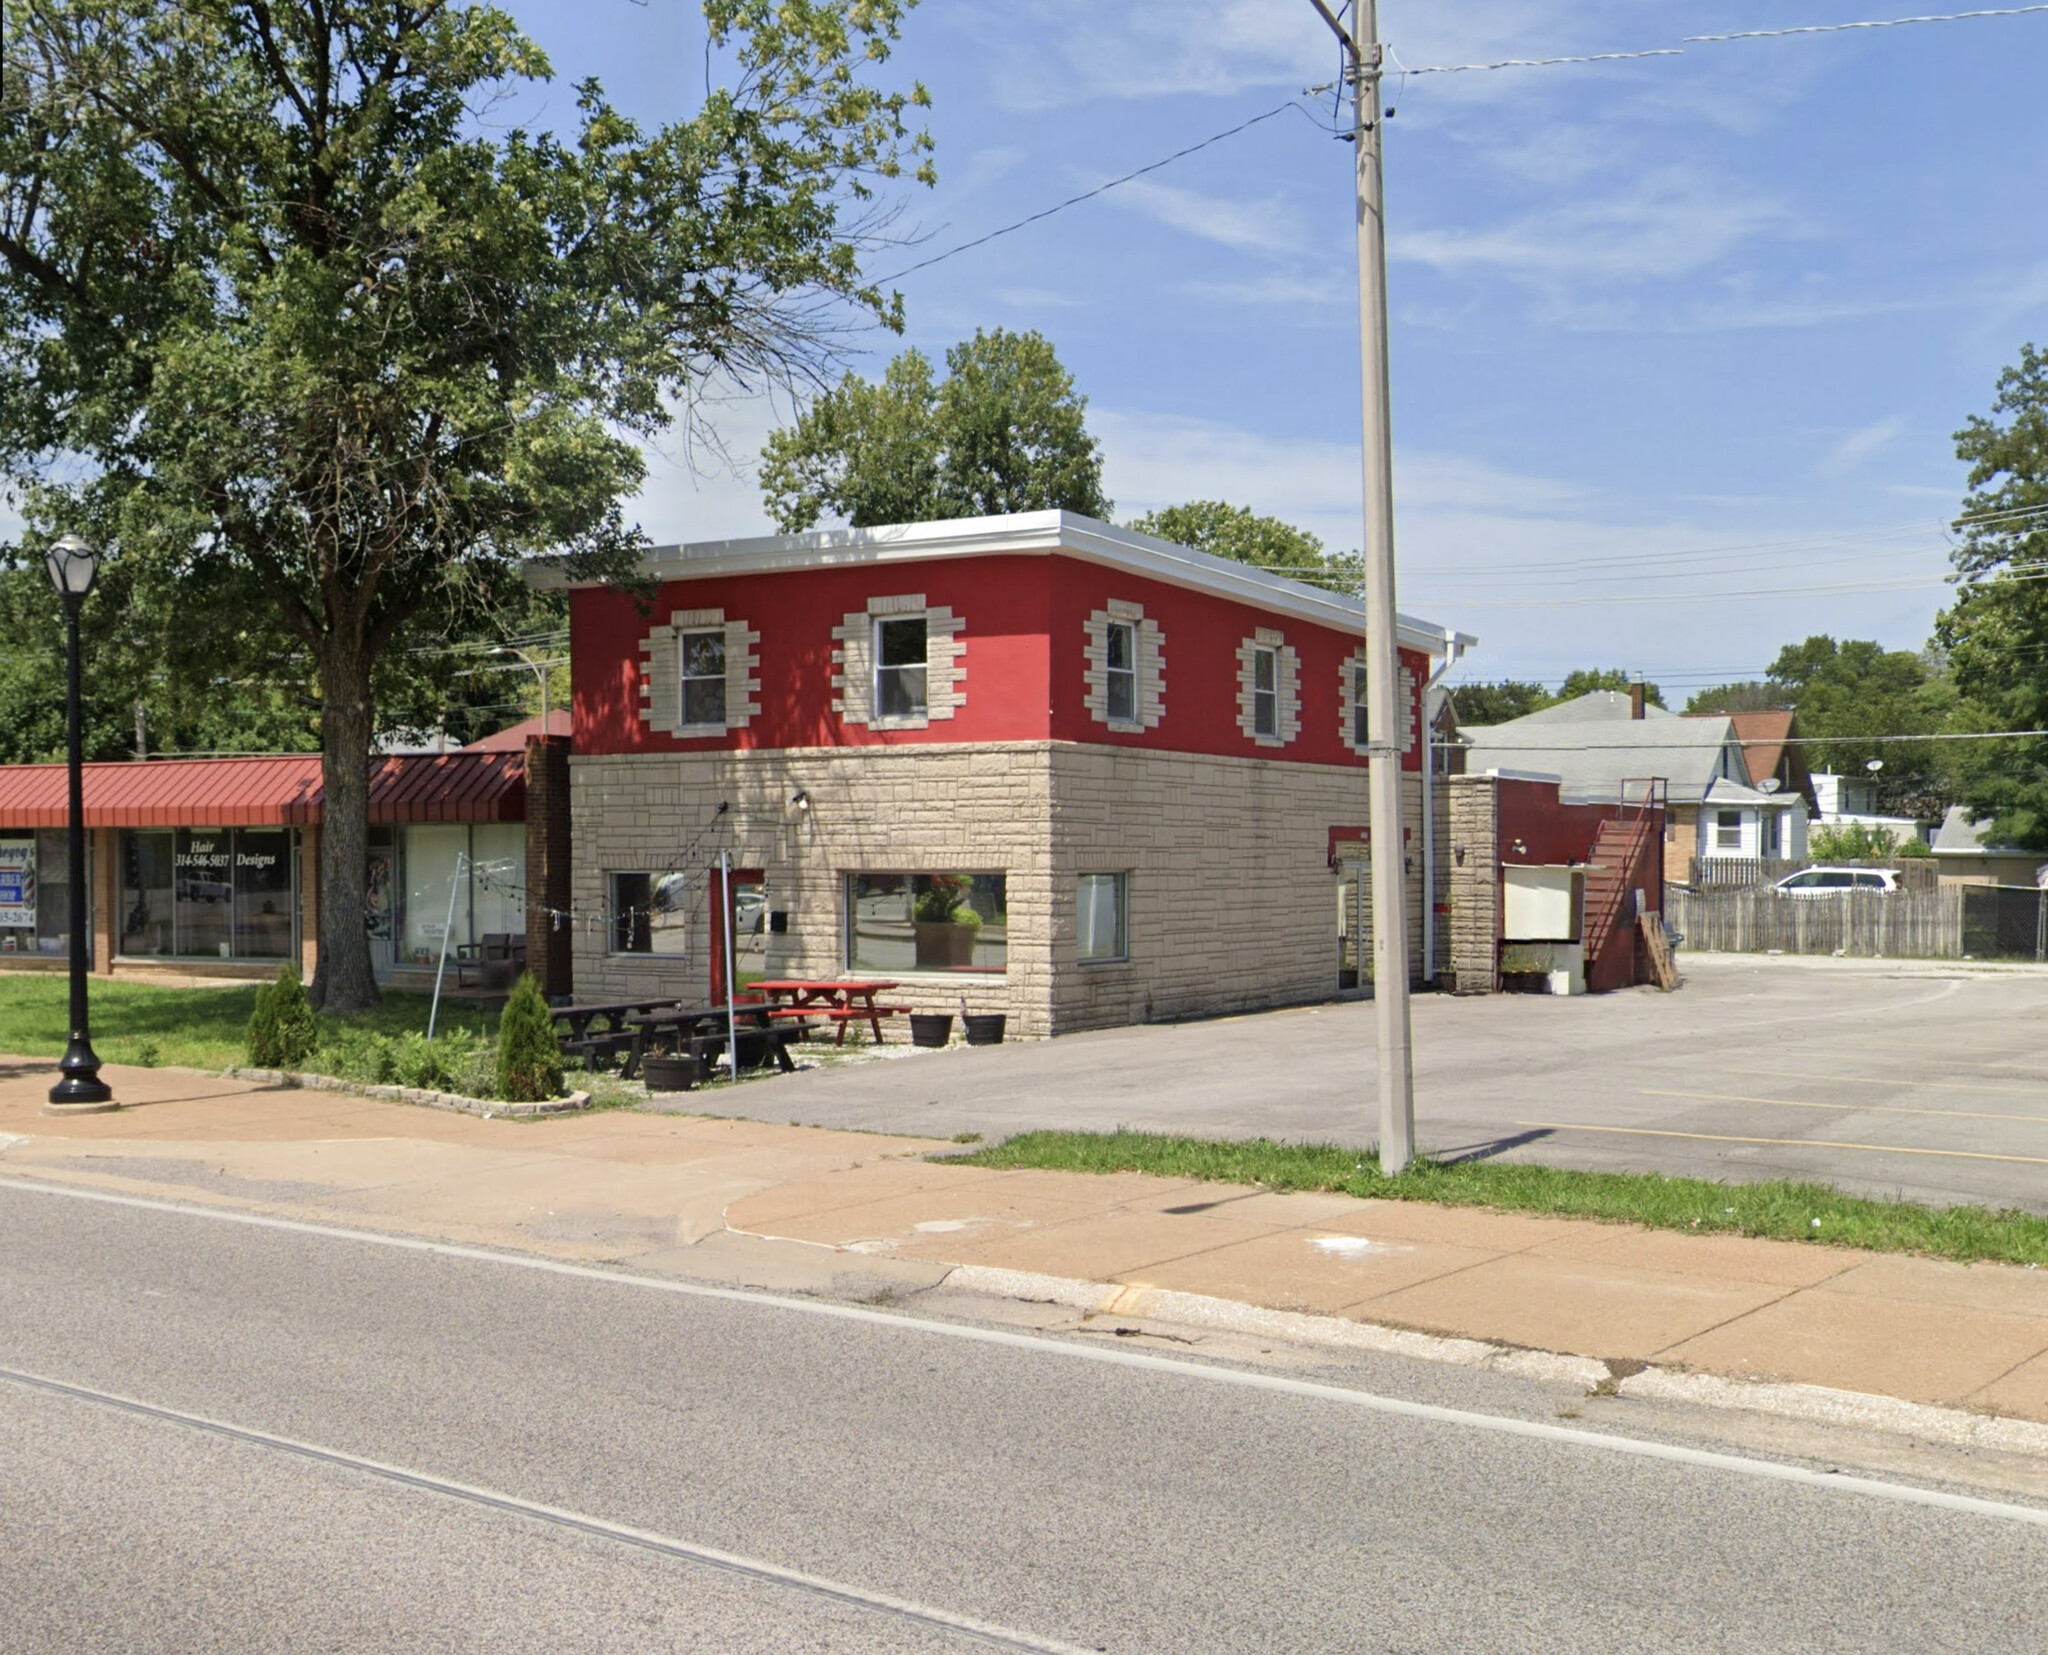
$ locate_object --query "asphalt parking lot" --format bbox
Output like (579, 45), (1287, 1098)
(727, 955), (2048, 1211)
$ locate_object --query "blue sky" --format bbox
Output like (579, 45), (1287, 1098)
(502, 1), (2048, 699)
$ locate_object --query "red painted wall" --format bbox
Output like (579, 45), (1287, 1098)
(570, 551), (1426, 768)
(1496, 778), (1628, 866)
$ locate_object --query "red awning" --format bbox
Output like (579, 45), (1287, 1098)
(0, 751), (526, 830)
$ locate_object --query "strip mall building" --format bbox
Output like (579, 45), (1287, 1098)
(534, 511), (1474, 1036)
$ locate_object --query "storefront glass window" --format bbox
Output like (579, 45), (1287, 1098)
(401, 824), (469, 965)
(121, 830), (175, 957)
(0, 834), (40, 956)
(470, 823), (526, 942)
(174, 830), (235, 958)
(233, 829), (294, 958)
(847, 873), (1006, 973)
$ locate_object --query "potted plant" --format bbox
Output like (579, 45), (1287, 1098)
(913, 878), (982, 969)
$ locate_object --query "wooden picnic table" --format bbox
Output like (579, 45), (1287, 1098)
(625, 1004), (800, 1078)
(749, 978), (908, 1046)
(550, 998), (689, 1072)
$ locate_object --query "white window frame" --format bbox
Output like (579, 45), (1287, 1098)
(873, 614), (930, 723)
(1252, 646), (1279, 738)
(1714, 809), (1743, 852)
(1076, 872), (1129, 965)
(1351, 664), (1371, 749)
(678, 627), (728, 732)
(1105, 620), (1137, 725)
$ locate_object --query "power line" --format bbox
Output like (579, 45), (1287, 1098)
(1396, 5), (2048, 74)
(874, 101), (1313, 285)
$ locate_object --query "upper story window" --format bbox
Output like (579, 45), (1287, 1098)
(832, 595), (965, 730)
(875, 615), (929, 719)
(1236, 628), (1299, 748)
(1084, 601), (1165, 732)
(680, 629), (727, 728)
(1252, 647), (1279, 737)
(1339, 648), (1417, 761)
(639, 608), (758, 738)
(1106, 622), (1137, 723)
(1351, 664), (1370, 748)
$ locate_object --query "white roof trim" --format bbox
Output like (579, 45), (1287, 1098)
(524, 509), (1473, 658)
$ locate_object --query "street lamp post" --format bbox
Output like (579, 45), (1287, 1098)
(43, 533), (116, 1114)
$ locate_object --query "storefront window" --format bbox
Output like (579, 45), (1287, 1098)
(611, 870), (692, 955)
(847, 872), (1006, 973)
(401, 824), (469, 964)
(1076, 873), (1128, 964)
(121, 830), (175, 957)
(175, 830), (235, 959)
(233, 829), (294, 958)
(470, 823), (526, 942)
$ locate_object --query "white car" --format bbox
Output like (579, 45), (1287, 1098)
(1771, 867), (1902, 897)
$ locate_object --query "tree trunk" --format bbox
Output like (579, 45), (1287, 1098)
(310, 640), (380, 1014)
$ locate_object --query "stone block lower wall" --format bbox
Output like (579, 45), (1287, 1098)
(570, 744), (1055, 1034)
(1445, 774), (1501, 993)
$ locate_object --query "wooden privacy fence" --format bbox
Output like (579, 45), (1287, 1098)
(1669, 885), (2048, 961)
(1688, 856), (1939, 892)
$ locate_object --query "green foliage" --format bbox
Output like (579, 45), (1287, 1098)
(1896, 835), (1934, 859)
(1450, 680), (1556, 726)
(1808, 822), (1901, 862)
(951, 1130), (2048, 1268)
(1683, 681), (1789, 716)
(1766, 637), (1952, 774)
(245, 963), (317, 1068)
(1125, 501), (1355, 594)
(1939, 344), (2048, 849)
(759, 329), (1109, 529)
(0, 0), (932, 1005)
(1556, 668), (1664, 707)
(495, 973), (565, 1104)
(913, 877), (971, 923)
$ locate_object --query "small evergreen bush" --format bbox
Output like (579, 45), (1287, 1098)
(245, 964), (317, 1068)
(496, 973), (563, 1103)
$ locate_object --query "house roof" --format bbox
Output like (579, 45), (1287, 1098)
(467, 710), (570, 751)
(1931, 804), (2035, 857)
(1461, 693), (1739, 804)
(0, 751), (526, 830)
(524, 509), (1474, 658)
(1723, 710), (1796, 789)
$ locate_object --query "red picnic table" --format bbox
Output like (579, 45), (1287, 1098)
(750, 979), (908, 1045)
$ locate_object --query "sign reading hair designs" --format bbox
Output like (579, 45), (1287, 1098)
(0, 840), (34, 929)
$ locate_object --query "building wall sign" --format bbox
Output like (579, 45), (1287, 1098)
(0, 839), (34, 929)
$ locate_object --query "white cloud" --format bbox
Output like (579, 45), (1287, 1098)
(1819, 415), (1906, 479)
(1394, 168), (1795, 286)
(1114, 178), (1306, 256)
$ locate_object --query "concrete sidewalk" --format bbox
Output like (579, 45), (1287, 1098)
(6, 1057), (2048, 1437)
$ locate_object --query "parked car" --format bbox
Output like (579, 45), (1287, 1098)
(1771, 867), (1901, 897)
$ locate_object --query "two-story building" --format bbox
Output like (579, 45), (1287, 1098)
(530, 510), (1473, 1037)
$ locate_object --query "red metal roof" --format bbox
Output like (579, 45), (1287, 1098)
(0, 751), (526, 830)
(466, 710), (571, 750)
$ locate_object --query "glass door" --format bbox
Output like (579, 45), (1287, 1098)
(1336, 859), (1371, 994)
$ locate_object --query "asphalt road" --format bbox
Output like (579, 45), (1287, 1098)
(6, 1180), (2048, 1653)
(740, 955), (2048, 1210)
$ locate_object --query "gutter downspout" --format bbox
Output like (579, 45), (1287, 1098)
(1420, 627), (1465, 985)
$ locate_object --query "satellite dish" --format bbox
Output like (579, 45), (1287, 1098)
(1866, 758), (1884, 773)
(1758, 778), (1782, 794)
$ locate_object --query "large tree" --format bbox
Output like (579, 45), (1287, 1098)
(1765, 635), (1956, 802)
(1447, 680), (1553, 727)
(1124, 499), (1355, 595)
(1682, 681), (1789, 716)
(759, 327), (1107, 529)
(1938, 344), (2048, 846)
(1556, 667), (1664, 708)
(0, 1), (931, 1009)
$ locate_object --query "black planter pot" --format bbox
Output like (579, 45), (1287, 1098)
(962, 1013), (1006, 1046)
(909, 1013), (954, 1048)
(641, 1053), (702, 1091)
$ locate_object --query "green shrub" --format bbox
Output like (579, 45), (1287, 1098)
(1896, 836), (1934, 859)
(245, 963), (317, 1069)
(134, 1039), (161, 1068)
(1809, 822), (1900, 862)
(496, 973), (563, 1103)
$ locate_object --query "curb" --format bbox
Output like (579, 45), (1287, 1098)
(937, 1263), (2048, 1457)
(222, 1067), (590, 1120)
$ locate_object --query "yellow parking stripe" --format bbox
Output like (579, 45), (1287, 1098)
(1641, 1087), (2048, 1127)
(1521, 1121), (2048, 1166)
(1719, 1066), (2048, 1097)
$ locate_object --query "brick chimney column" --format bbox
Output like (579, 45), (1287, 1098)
(1629, 681), (1645, 720)
(525, 734), (573, 1000)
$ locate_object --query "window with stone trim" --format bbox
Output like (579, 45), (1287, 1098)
(1338, 649), (1418, 759)
(1076, 872), (1128, 964)
(1083, 601), (1165, 731)
(1235, 628), (1300, 748)
(832, 595), (965, 729)
(639, 609), (759, 737)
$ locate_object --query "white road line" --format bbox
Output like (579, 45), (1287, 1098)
(0, 1364), (1100, 1655)
(6, 1174), (2048, 1531)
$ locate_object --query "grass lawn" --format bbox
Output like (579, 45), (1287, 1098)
(951, 1130), (2048, 1269)
(0, 972), (497, 1072)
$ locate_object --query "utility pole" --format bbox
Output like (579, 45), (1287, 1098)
(1310, 0), (1414, 1173)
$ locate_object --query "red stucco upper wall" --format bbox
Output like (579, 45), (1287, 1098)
(570, 551), (1428, 768)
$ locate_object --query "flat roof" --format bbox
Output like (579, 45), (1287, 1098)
(525, 509), (1474, 657)
(0, 751), (526, 830)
